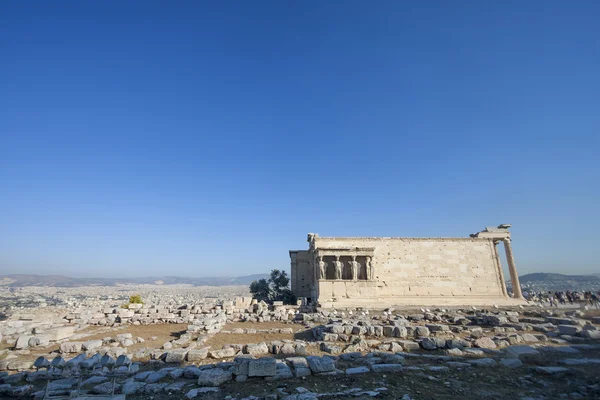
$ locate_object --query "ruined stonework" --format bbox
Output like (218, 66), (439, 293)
(290, 225), (525, 308)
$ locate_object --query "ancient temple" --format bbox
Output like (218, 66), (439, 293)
(289, 225), (525, 308)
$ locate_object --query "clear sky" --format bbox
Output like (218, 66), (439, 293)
(1, 1), (598, 278)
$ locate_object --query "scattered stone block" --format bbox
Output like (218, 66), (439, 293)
(306, 356), (336, 374)
(197, 369), (233, 386)
(371, 364), (403, 372)
(165, 349), (188, 363)
(558, 325), (581, 336)
(209, 348), (236, 359)
(500, 358), (523, 368)
(187, 348), (209, 361)
(60, 342), (82, 353)
(249, 357), (277, 377)
(474, 337), (497, 349)
(504, 345), (541, 361)
(468, 358), (497, 367)
(346, 366), (370, 375)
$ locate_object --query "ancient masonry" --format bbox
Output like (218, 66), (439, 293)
(289, 224), (526, 308)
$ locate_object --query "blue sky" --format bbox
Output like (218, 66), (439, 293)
(1, 1), (599, 278)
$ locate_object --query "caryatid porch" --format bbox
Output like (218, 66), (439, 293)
(314, 247), (376, 282)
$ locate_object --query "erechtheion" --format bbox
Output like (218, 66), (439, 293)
(289, 224), (526, 308)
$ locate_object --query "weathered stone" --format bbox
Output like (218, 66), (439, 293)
(245, 343), (269, 356)
(145, 370), (169, 384)
(134, 371), (154, 381)
(169, 368), (184, 379)
(306, 356), (336, 374)
(144, 382), (168, 394)
(421, 338), (438, 350)
(500, 358), (523, 368)
(81, 376), (108, 387)
(267, 361), (294, 380)
(122, 381), (146, 395)
(165, 349), (188, 363)
(92, 382), (116, 394)
(414, 326), (430, 338)
(469, 358), (497, 367)
(7, 360), (33, 371)
(44, 327), (75, 341)
(535, 366), (572, 375)
(474, 337), (497, 349)
(520, 333), (539, 342)
(287, 357), (312, 377)
(446, 339), (469, 349)
(279, 343), (296, 356)
(187, 348), (209, 361)
(371, 364), (403, 372)
(197, 369), (232, 386)
(504, 345), (541, 361)
(446, 348), (463, 356)
(209, 348), (236, 359)
(15, 335), (33, 350)
(582, 330), (600, 340)
(426, 324), (450, 332)
(320, 342), (342, 355)
(558, 325), (581, 336)
(346, 366), (370, 375)
(82, 340), (103, 351)
(165, 381), (186, 392)
(397, 340), (420, 351)
(389, 342), (403, 353)
(60, 342), (82, 353)
(248, 357), (277, 377)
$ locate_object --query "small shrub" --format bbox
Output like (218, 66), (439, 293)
(121, 294), (143, 308)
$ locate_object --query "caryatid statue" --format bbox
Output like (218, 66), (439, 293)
(318, 257), (327, 280)
(333, 256), (343, 280)
(365, 256), (374, 280)
(350, 255), (359, 280)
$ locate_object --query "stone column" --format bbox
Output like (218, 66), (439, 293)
(503, 239), (523, 299)
(492, 241), (508, 297)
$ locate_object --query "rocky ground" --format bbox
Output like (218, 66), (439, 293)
(1, 295), (600, 399)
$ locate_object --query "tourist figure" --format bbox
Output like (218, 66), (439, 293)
(548, 291), (557, 307)
(333, 257), (343, 280)
(318, 258), (327, 280)
(591, 293), (600, 309)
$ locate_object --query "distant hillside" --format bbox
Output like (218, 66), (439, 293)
(519, 273), (600, 284)
(0, 273), (270, 287)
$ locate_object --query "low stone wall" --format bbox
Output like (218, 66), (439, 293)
(2, 341), (600, 399)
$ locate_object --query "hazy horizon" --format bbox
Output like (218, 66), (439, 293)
(1, 2), (599, 278)
(1, 270), (600, 281)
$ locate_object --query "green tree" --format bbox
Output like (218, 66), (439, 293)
(249, 279), (271, 302)
(270, 269), (289, 293)
(249, 270), (297, 305)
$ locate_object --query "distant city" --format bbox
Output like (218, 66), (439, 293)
(507, 272), (600, 292)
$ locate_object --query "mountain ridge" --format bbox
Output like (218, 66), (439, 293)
(0, 273), (270, 287)
(518, 272), (600, 283)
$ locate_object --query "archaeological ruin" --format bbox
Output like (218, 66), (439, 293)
(290, 224), (526, 308)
